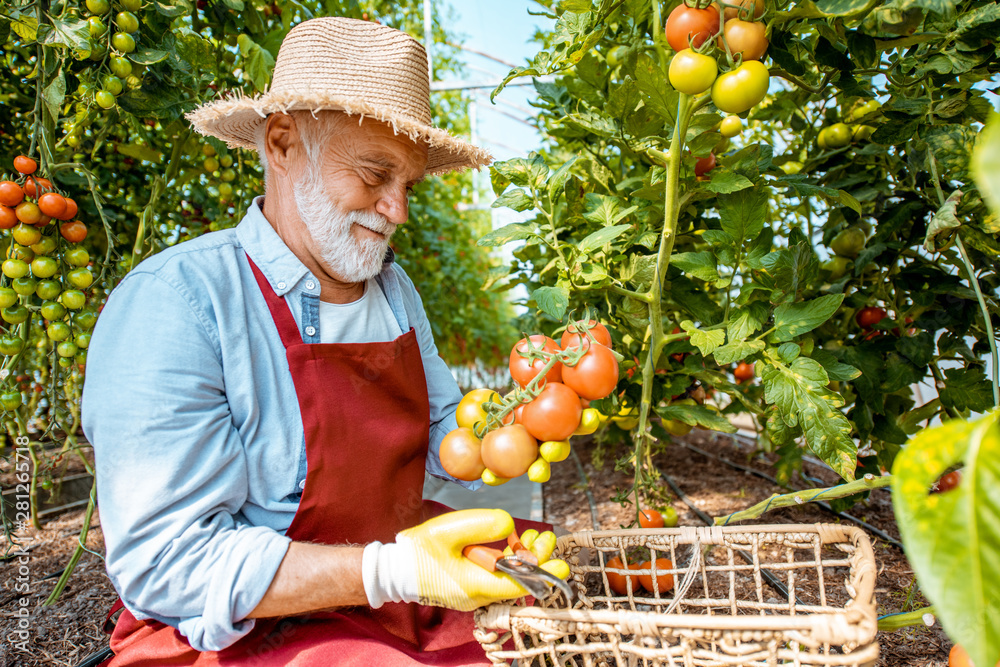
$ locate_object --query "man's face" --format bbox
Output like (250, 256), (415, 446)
(293, 113), (428, 283)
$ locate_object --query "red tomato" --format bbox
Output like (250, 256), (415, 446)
(561, 319), (612, 350)
(13, 155), (37, 175)
(695, 153), (716, 177)
(439, 427), (486, 482)
(665, 3), (720, 52)
(638, 509), (664, 528)
(509, 335), (563, 388)
(0, 205), (16, 229)
(562, 342), (619, 401)
(720, 18), (768, 61)
(734, 361), (754, 382)
(521, 382), (583, 442)
(856, 306), (887, 329)
(60, 197), (78, 221)
(23, 177), (52, 198)
(60, 221), (88, 243)
(935, 470), (962, 493)
(605, 556), (641, 595)
(638, 558), (675, 593)
(37, 192), (67, 218)
(480, 424), (538, 479)
(0, 181), (24, 207)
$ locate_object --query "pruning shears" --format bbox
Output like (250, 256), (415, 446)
(463, 531), (576, 605)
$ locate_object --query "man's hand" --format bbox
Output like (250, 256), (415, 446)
(363, 509), (569, 611)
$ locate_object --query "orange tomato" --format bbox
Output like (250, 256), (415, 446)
(0, 181), (24, 207)
(13, 155), (37, 175)
(605, 556), (641, 595)
(639, 509), (664, 528)
(37, 192), (67, 219)
(638, 558), (675, 593)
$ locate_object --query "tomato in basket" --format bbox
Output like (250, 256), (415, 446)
(638, 558), (675, 593)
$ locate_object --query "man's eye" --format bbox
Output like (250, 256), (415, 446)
(364, 169), (387, 184)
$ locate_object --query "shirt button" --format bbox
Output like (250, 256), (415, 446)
(298, 479), (306, 490)
(277, 281), (287, 290)
(305, 326), (316, 337)
(305, 280), (316, 290)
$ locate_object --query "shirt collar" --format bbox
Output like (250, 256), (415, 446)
(235, 196), (396, 297)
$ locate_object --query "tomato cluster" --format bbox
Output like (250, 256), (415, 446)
(82, 0), (145, 110)
(604, 555), (675, 596)
(817, 100), (881, 150)
(440, 318), (621, 486)
(201, 144), (237, 203)
(665, 0), (770, 115)
(0, 156), (97, 410)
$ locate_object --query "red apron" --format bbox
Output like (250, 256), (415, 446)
(100, 254), (549, 666)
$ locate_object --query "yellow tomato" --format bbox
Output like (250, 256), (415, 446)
(527, 456), (551, 483)
(572, 408), (602, 435)
(481, 468), (510, 486)
(456, 388), (501, 432)
(539, 439), (571, 463)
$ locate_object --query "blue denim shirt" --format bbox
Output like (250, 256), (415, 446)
(81, 196), (479, 652)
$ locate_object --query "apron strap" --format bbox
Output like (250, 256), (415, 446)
(246, 253), (303, 349)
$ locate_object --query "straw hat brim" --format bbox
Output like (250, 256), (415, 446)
(185, 90), (492, 176)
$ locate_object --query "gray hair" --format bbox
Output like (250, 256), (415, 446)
(254, 110), (352, 188)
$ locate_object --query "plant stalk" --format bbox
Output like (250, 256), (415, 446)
(714, 475), (893, 525)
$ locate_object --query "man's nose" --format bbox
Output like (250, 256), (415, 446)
(375, 185), (409, 225)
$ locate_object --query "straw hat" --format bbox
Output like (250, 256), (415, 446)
(185, 17), (491, 175)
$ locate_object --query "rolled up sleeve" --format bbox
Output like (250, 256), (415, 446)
(391, 266), (483, 491)
(82, 272), (291, 651)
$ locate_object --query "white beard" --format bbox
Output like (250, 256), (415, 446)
(293, 167), (396, 283)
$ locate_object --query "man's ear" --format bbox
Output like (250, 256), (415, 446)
(264, 112), (304, 179)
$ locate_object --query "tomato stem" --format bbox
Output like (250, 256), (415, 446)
(714, 475), (893, 525)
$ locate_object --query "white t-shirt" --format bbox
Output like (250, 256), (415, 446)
(318, 278), (403, 344)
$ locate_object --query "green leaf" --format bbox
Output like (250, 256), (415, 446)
(871, 119), (920, 145)
(714, 339), (765, 365)
(680, 321), (725, 356)
(578, 224), (631, 253)
(582, 193), (624, 226)
(9, 15), (38, 42)
(531, 286), (569, 321)
(718, 186), (767, 248)
(811, 349), (862, 381)
(940, 367), (995, 413)
(220, 0), (244, 9)
(40, 16), (90, 51)
(772, 294), (845, 342)
(477, 223), (537, 247)
(117, 143), (163, 163)
(559, 0), (593, 12)
(243, 41), (275, 92)
(924, 189), (963, 252)
(621, 253), (658, 289)
(492, 188), (535, 212)
(672, 251), (719, 282)
(152, 0), (193, 16)
(576, 262), (608, 283)
(892, 412), (1000, 667)
(761, 357), (857, 479)
(705, 169), (754, 194)
(493, 155), (549, 189)
(973, 112), (1000, 216)
(633, 53), (676, 123)
(546, 156), (578, 200)
(727, 302), (769, 341)
(130, 47), (170, 65)
(656, 403), (736, 433)
(42, 72), (66, 124)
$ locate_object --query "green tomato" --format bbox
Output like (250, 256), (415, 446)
(47, 321), (72, 342)
(220, 155), (234, 168)
(111, 32), (136, 53)
(75, 350), (88, 365)
(41, 300), (67, 321)
(203, 157), (220, 172)
(719, 115), (743, 138)
(125, 75), (142, 90)
(12, 223), (42, 247)
(75, 310), (98, 330)
(825, 123), (851, 148)
(110, 55), (133, 78)
(218, 182), (234, 198)
(60, 290), (87, 310)
(67, 136), (81, 148)
(12, 277), (37, 296)
(85, 0), (110, 13)
(0, 391), (22, 411)
(220, 168), (236, 182)
(35, 279), (61, 300)
(64, 247), (91, 267)
(0, 335), (24, 356)
(201, 143), (216, 157)
(7, 245), (33, 263)
(95, 90), (116, 110)
(606, 45), (627, 68)
(852, 124), (875, 142)
(68, 268), (94, 288)
(1, 305), (29, 325)
(57, 341), (79, 358)
(103, 75), (124, 96)
(75, 332), (92, 349)
(58, 356), (73, 368)
(2, 259), (30, 280)
(30, 235), (57, 256)
(31, 256), (59, 279)
(830, 227), (866, 259)
(88, 16), (107, 36)
(88, 41), (108, 61)
(0, 287), (16, 308)
(121, 0), (142, 11)
(116, 11), (139, 33)
(821, 255), (850, 280)
(711, 61), (769, 114)
(817, 126), (830, 149)
(668, 49), (718, 95)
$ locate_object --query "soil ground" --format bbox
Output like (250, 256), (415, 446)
(1, 431), (951, 666)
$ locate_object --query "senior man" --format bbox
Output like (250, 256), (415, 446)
(82, 17), (564, 666)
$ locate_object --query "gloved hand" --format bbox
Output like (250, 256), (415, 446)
(362, 509), (570, 611)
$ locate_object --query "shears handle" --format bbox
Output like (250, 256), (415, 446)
(462, 545), (504, 572)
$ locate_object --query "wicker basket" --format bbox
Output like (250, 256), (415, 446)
(474, 524), (878, 667)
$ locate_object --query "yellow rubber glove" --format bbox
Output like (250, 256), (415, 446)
(366, 509), (569, 612)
